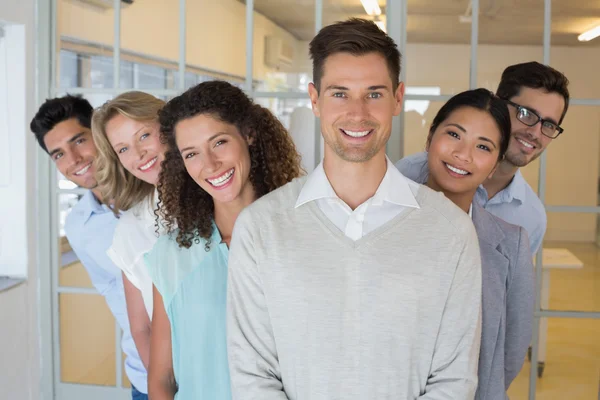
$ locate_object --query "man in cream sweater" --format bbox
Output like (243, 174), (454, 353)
(227, 18), (483, 400)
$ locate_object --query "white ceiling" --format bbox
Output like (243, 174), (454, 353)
(247, 0), (600, 46)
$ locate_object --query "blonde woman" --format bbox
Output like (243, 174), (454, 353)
(92, 91), (167, 370)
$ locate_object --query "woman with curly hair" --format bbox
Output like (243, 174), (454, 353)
(92, 92), (167, 373)
(144, 80), (302, 399)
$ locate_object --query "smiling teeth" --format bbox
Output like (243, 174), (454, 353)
(446, 163), (469, 175)
(343, 129), (371, 138)
(74, 163), (91, 176)
(208, 169), (234, 187)
(517, 138), (534, 149)
(139, 157), (157, 171)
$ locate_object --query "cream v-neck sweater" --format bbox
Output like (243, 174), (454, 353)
(227, 176), (482, 400)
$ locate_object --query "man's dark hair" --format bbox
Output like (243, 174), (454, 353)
(30, 94), (94, 153)
(496, 62), (570, 124)
(309, 18), (401, 93)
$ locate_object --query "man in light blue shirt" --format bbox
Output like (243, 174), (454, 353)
(30, 95), (148, 399)
(397, 62), (570, 255)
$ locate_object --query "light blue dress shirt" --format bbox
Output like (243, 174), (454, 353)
(144, 224), (231, 400)
(395, 151), (546, 255)
(64, 190), (148, 393)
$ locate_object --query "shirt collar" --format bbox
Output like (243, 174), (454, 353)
(493, 170), (527, 203)
(295, 157), (420, 209)
(507, 170), (528, 202)
(477, 169), (527, 205)
(80, 190), (113, 225)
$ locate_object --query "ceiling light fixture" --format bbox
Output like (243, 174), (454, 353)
(361, 0), (381, 16)
(373, 15), (386, 32)
(578, 24), (600, 42)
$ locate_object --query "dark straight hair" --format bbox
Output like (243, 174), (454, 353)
(428, 88), (511, 161)
(30, 95), (94, 153)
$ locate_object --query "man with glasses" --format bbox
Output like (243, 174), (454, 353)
(397, 62), (570, 255)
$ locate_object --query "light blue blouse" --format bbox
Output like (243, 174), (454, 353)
(145, 225), (231, 400)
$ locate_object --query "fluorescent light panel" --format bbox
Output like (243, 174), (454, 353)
(578, 24), (600, 42)
(361, 0), (381, 16)
(375, 19), (386, 32)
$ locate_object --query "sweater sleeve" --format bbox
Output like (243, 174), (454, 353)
(504, 227), (534, 388)
(227, 209), (289, 400)
(419, 222), (483, 400)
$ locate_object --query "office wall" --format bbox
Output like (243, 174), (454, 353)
(58, 0), (300, 80)
(0, 0), (40, 399)
(58, 1), (600, 242)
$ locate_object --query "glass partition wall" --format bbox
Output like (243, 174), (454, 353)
(40, 1), (600, 398)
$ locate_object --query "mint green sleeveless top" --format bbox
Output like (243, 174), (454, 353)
(145, 225), (231, 400)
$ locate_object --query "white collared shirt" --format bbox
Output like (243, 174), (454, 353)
(107, 190), (163, 319)
(295, 157), (420, 241)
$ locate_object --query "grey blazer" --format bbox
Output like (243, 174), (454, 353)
(395, 155), (534, 399)
(472, 203), (534, 400)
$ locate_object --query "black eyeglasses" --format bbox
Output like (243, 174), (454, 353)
(503, 99), (564, 139)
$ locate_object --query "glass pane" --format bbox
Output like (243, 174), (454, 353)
(60, 293), (117, 386)
(253, 0), (314, 92)
(59, 50), (78, 88)
(551, 2), (600, 99)
(186, 1), (246, 90)
(477, 0), (544, 91)
(73, 54), (133, 91)
(532, 318), (600, 399)
(509, 317), (600, 399)
(255, 97), (316, 172)
(406, 1), (468, 94)
(120, 0), (180, 90)
(122, 351), (131, 388)
(184, 71), (198, 90)
(59, 193), (95, 289)
(403, 100), (443, 157)
(544, 106), (600, 207)
(135, 64), (167, 90)
(542, 218), (600, 313)
(57, 0), (114, 88)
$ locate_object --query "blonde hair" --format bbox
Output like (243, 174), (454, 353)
(91, 91), (165, 215)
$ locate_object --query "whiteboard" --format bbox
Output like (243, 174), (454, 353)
(0, 29), (9, 187)
(0, 24), (27, 278)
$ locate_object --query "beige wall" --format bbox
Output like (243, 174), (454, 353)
(0, 0), (40, 398)
(59, 0), (299, 81)
(58, 1), (600, 242)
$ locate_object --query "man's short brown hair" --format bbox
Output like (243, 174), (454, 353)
(309, 18), (401, 93)
(496, 61), (570, 124)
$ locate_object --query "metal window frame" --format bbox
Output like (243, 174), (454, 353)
(38, 0), (600, 399)
(36, 1), (55, 398)
(44, 0), (189, 398)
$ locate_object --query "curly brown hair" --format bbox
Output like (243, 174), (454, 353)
(158, 80), (303, 249)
